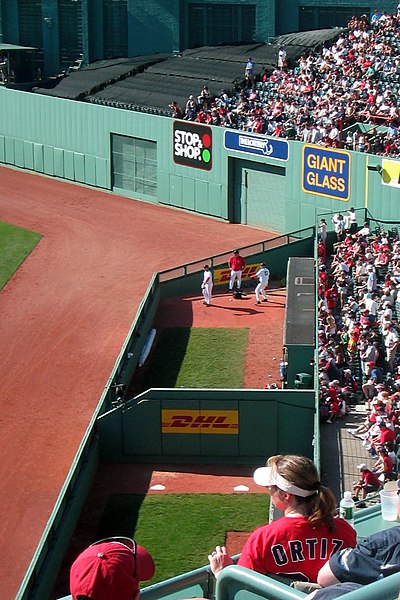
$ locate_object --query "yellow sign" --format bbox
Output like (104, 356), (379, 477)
(162, 409), (239, 434)
(213, 263), (259, 286)
(381, 159), (400, 187)
(302, 145), (351, 201)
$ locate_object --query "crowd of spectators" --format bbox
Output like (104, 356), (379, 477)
(317, 209), (400, 500)
(170, 7), (400, 157)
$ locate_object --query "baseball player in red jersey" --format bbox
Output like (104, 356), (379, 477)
(208, 455), (356, 583)
(228, 249), (246, 292)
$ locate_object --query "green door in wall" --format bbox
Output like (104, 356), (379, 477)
(231, 159), (286, 233)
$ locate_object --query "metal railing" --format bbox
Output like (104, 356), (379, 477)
(158, 227), (315, 283)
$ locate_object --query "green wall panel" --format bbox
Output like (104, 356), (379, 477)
(54, 148), (65, 178)
(209, 183), (224, 218)
(85, 155), (97, 186)
(161, 397), (201, 456)
(0, 135), (4, 162)
(246, 163), (286, 232)
(121, 401), (162, 455)
(64, 150), (75, 181)
(229, 157), (287, 230)
(14, 139), (24, 167)
(158, 171), (170, 204)
(95, 157), (109, 189)
(239, 401), (278, 456)
(199, 399), (239, 457)
(44, 146), (55, 176)
(33, 144), (44, 172)
(182, 176), (195, 211)
(23, 141), (34, 171)
(195, 180), (209, 214)
(74, 153), (85, 182)
(170, 173), (183, 207)
(5, 136), (14, 164)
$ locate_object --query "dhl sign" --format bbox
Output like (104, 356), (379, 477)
(162, 409), (239, 434)
(213, 263), (259, 286)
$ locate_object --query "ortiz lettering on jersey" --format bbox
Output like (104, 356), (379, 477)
(271, 537), (344, 566)
(238, 517), (356, 581)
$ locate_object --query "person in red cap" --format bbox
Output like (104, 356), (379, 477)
(70, 537), (155, 600)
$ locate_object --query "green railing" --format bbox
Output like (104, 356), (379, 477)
(58, 567), (400, 600)
(158, 227), (315, 283)
(141, 564), (215, 600)
(217, 566), (306, 600)
(216, 565), (400, 600)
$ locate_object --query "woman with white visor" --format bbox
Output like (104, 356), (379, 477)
(209, 455), (356, 584)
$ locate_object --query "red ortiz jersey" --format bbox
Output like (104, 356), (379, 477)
(238, 515), (356, 582)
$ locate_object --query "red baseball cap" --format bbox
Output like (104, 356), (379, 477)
(70, 538), (155, 600)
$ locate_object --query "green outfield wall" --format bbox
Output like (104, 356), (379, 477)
(98, 388), (315, 464)
(0, 87), (399, 236)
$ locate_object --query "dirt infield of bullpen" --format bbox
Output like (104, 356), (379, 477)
(0, 165), (284, 600)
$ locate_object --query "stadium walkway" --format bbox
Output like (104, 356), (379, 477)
(320, 404), (371, 502)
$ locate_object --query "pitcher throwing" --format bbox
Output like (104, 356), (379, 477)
(252, 262), (270, 305)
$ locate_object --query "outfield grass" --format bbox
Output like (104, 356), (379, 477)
(96, 493), (269, 584)
(0, 222), (42, 290)
(140, 327), (248, 391)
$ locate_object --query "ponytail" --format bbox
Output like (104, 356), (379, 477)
(303, 484), (337, 532)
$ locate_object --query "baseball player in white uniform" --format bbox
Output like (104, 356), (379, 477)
(252, 263), (270, 304)
(201, 265), (213, 306)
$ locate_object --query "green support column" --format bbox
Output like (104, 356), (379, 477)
(127, 0), (181, 56)
(41, 0), (60, 76)
(85, 0), (104, 63)
(1, 0), (19, 43)
(0, 1), (3, 44)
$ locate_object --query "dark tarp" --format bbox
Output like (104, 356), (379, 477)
(33, 55), (168, 99)
(33, 29), (344, 111)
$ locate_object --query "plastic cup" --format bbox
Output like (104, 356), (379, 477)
(379, 490), (398, 521)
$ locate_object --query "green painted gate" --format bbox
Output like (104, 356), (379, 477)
(230, 158), (287, 233)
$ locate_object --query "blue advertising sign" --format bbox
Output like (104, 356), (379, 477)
(224, 131), (289, 161)
(302, 145), (351, 201)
